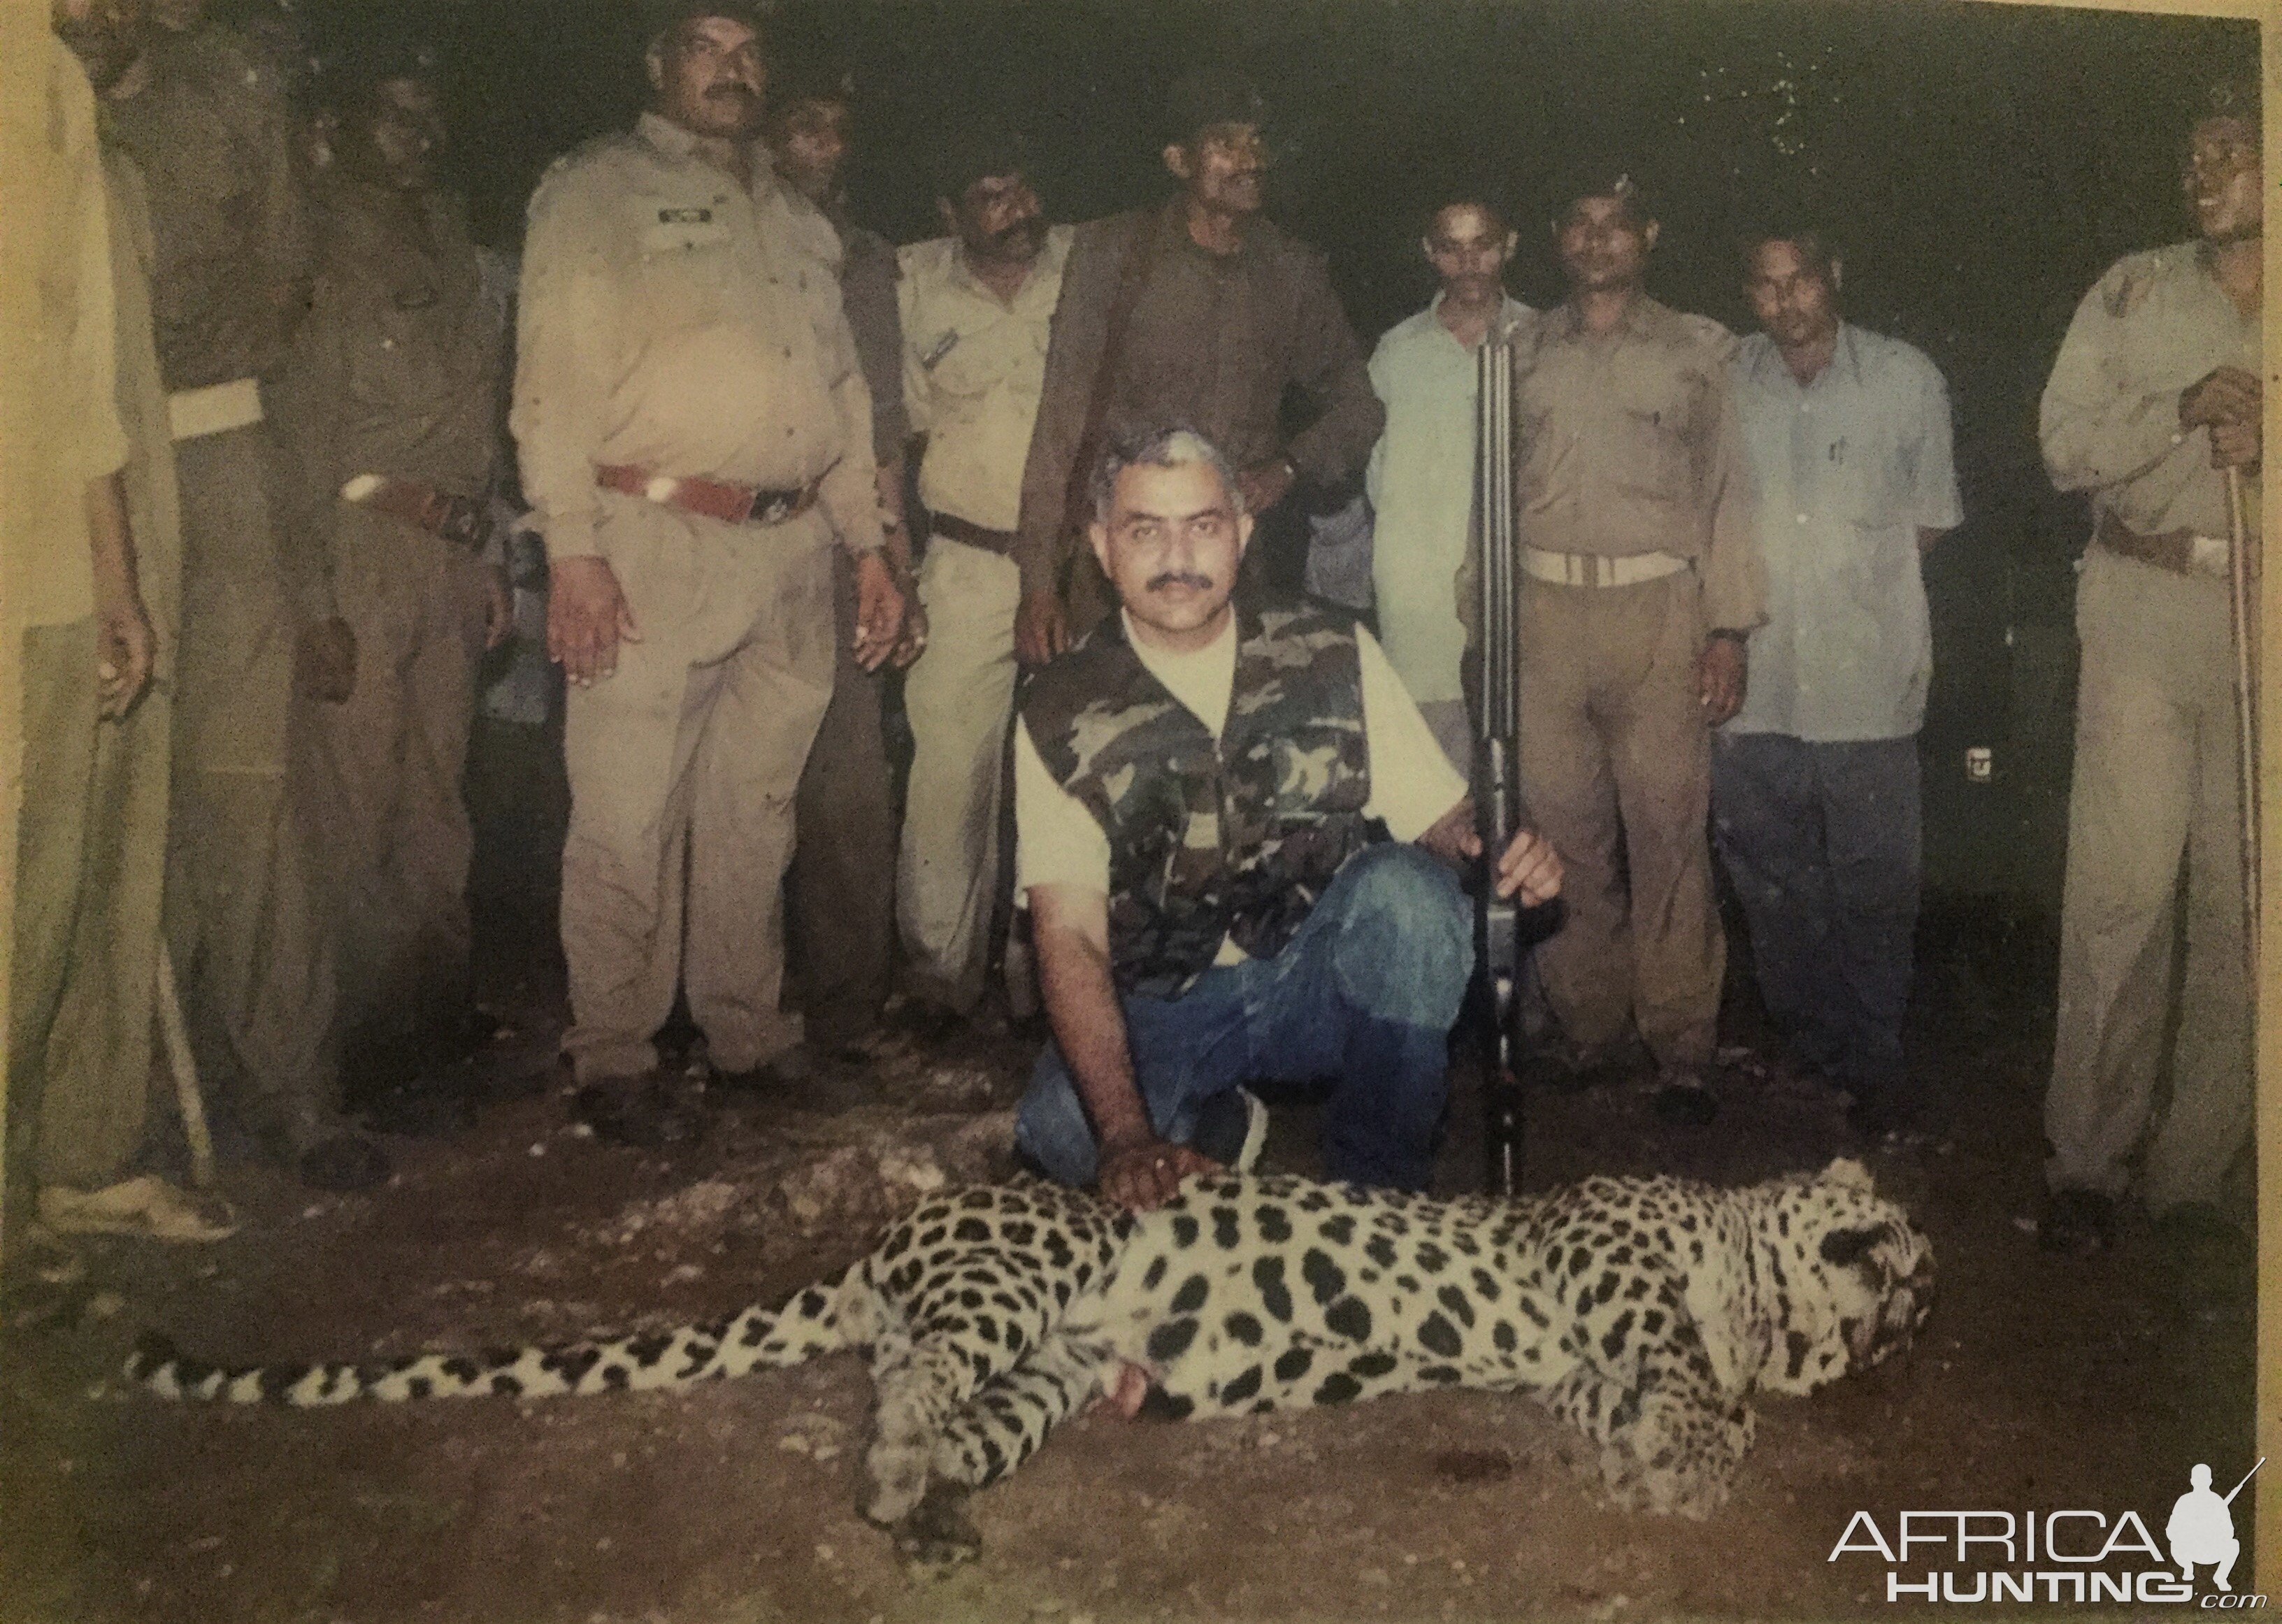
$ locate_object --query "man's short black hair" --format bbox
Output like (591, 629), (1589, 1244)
(313, 33), (440, 119)
(1736, 222), (1841, 280)
(1420, 192), (1515, 241)
(930, 115), (1031, 204)
(1162, 65), (1268, 147)
(1090, 424), (1244, 524)
(1545, 155), (1656, 224)
(763, 39), (853, 120)
(638, 0), (766, 54)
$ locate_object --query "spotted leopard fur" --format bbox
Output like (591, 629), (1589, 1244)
(127, 1158), (1931, 1555)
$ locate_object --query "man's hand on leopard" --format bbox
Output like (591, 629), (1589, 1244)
(1097, 1133), (1220, 1212)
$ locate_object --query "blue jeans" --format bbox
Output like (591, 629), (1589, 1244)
(1711, 732), (1921, 1094)
(1015, 843), (1471, 1191)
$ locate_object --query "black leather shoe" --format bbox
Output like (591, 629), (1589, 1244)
(1651, 1070), (1720, 1126)
(1845, 1084), (1917, 1140)
(890, 1000), (966, 1050)
(710, 1042), (827, 1093)
(573, 1079), (706, 1149)
(2037, 1188), (2116, 1256)
(298, 1133), (391, 1193)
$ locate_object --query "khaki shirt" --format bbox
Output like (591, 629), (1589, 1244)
(2041, 242), (2262, 541)
(102, 144), (182, 675)
(898, 226), (1072, 533)
(273, 178), (503, 573)
(8, 38), (127, 632)
(1509, 294), (1763, 633)
(512, 112), (884, 563)
(103, 24), (308, 391)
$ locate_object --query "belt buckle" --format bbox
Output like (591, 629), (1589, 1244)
(750, 490), (794, 527)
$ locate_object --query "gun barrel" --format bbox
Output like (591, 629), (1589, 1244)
(2223, 1457), (2265, 1504)
(1474, 318), (1526, 1196)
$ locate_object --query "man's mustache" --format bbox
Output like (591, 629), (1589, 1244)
(705, 83), (758, 103)
(1147, 572), (1214, 593)
(989, 215), (1047, 252)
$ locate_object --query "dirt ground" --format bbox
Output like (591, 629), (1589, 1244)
(0, 893), (2255, 1624)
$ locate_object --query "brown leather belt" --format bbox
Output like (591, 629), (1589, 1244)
(2093, 508), (2225, 578)
(342, 474), (493, 549)
(596, 464), (821, 527)
(929, 511), (1018, 556)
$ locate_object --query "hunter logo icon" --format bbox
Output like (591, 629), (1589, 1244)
(2167, 1458), (2261, 1591)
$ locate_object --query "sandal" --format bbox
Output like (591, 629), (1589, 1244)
(37, 1176), (238, 1243)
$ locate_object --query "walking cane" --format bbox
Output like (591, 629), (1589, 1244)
(2224, 466), (2260, 988)
(154, 944), (218, 1190)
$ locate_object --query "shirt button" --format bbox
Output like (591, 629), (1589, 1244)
(1796, 512), (1810, 525)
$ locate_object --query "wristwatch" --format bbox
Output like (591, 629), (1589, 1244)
(1707, 628), (1749, 646)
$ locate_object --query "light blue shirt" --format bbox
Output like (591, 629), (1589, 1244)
(1365, 293), (1533, 707)
(1727, 322), (1962, 742)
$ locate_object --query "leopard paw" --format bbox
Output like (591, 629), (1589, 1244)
(891, 1481), (982, 1572)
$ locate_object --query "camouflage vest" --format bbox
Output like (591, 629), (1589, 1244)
(1023, 606), (1375, 998)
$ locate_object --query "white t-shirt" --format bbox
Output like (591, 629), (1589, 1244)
(1014, 613), (1469, 964)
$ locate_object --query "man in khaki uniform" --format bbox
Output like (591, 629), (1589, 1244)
(895, 129), (1072, 1035)
(276, 47), (512, 1112)
(101, 7), (386, 1191)
(1505, 164), (1760, 1125)
(9, 10), (153, 1214)
(515, 1), (903, 1145)
(27, 0), (189, 1223)
(2037, 85), (2261, 1256)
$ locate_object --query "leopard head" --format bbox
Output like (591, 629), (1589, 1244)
(1753, 1158), (1935, 1397)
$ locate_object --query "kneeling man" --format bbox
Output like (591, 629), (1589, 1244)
(1014, 427), (1563, 1209)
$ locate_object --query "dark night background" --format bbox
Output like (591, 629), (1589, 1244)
(273, 0), (2258, 907)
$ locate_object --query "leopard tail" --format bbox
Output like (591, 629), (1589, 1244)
(125, 1266), (861, 1407)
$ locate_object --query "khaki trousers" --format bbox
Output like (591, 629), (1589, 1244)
(789, 548), (894, 1049)
(166, 428), (340, 1140)
(301, 504), (490, 1044)
(2046, 545), (2251, 1213)
(7, 621), (99, 1188)
(1516, 570), (1723, 1070)
(896, 536), (1023, 1014)
(37, 646), (172, 1188)
(560, 498), (835, 1083)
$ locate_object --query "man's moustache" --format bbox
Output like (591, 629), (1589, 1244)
(990, 217), (1047, 251)
(1147, 573), (1214, 593)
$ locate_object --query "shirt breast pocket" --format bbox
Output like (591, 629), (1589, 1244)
(347, 299), (449, 414)
(1828, 422), (1913, 532)
(1609, 369), (1704, 504)
(636, 219), (735, 332)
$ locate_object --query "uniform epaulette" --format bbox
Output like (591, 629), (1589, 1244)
(1673, 308), (1741, 363)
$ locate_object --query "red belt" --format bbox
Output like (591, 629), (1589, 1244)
(596, 464), (822, 527)
(342, 475), (493, 549)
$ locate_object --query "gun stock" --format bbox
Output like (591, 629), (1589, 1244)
(1475, 317), (1526, 1196)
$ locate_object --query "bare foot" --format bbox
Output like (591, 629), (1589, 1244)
(1089, 1361), (1151, 1421)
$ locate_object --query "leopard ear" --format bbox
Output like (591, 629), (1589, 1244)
(1818, 1157), (1875, 1195)
(1819, 1225), (1890, 1267)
